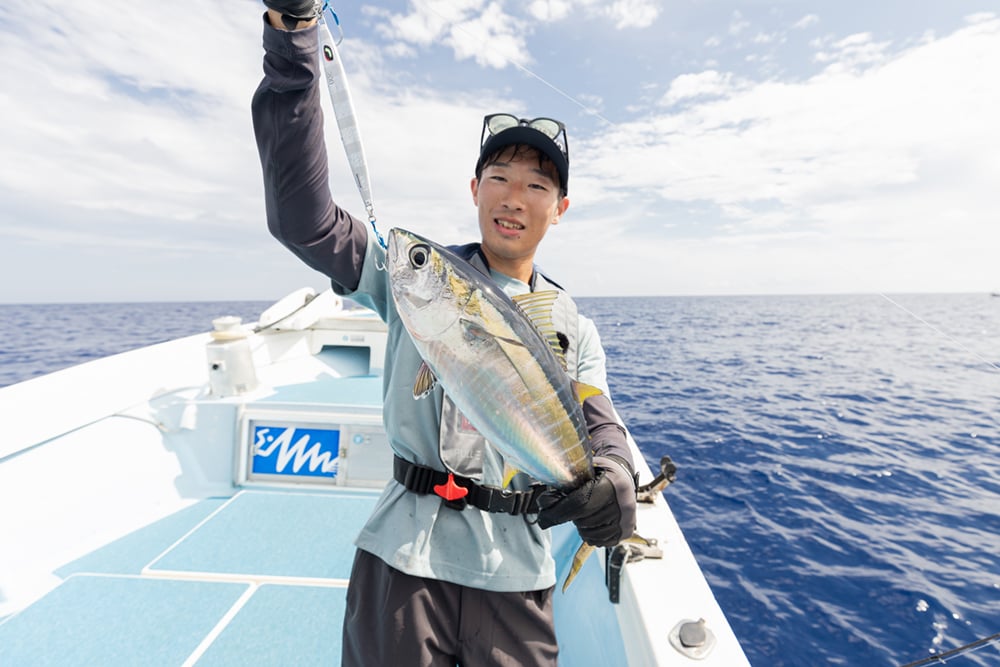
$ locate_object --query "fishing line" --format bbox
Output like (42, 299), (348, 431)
(313, 0), (616, 267)
(878, 293), (1000, 375)
(313, 9), (1000, 660)
(896, 630), (1000, 667)
(419, 3), (615, 126)
(315, 0), (621, 252)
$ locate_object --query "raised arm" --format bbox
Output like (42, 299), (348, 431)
(251, 5), (368, 293)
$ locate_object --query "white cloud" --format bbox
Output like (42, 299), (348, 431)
(813, 32), (892, 72)
(0, 2), (264, 234)
(566, 15), (1000, 294)
(793, 14), (820, 30)
(375, 0), (485, 46)
(753, 32), (780, 45)
(605, 0), (661, 30)
(526, 0), (573, 22)
(1, 1), (996, 301)
(729, 10), (751, 36)
(447, 3), (532, 69)
(377, 0), (661, 69)
(660, 70), (740, 106)
(374, 0), (531, 69)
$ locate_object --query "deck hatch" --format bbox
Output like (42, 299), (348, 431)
(146, 490), (376, 581)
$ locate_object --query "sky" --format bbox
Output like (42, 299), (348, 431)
(0, 1), (998, 303)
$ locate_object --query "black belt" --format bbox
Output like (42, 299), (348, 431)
(393, 455), (546, 515)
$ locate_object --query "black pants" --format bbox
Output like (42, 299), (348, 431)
(341, 549), (558, 666)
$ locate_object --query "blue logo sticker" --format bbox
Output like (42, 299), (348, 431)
(252, 425), (340, 479)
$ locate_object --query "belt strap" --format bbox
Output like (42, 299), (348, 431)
(393, 455), (546, 515)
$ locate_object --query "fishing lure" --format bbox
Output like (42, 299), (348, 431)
(317, 3), (387, 250)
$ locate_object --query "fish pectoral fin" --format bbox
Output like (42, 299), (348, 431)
(461, 318), (527, 349)
(571, 380), (603, 404)
(562, 542), (596, 593)
(412, 361), (438, 399)
(623, 533), (654, 546)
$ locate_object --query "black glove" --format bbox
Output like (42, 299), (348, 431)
(263, 0), (320, 29)
(536, 456), (637, 547)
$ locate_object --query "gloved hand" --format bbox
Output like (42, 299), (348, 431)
(537, 456), (637, 547)
(263, 0), (320, 29)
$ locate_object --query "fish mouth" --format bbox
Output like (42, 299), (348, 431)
(387, 229), (403, 268)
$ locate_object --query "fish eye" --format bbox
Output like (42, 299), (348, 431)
(409, 244), (430, 269)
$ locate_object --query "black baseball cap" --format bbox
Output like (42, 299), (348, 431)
(476, 114), (570, 194)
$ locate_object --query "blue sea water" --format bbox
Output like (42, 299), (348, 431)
(1, 294), (998, 666)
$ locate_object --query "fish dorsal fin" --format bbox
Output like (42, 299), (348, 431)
(512, 291), (565, 365)
(572, 380), (603, 404)
(412, 361), (438, 399)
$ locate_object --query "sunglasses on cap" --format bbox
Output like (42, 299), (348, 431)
(480, 113), (569, 162)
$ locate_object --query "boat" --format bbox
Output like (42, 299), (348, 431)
(0, 288), (750, 666)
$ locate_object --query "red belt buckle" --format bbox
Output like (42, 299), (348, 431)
(434, 473), (469, 510)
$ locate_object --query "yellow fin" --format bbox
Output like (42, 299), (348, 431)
(512, 291), (566, 365)
(412, 361), (437, 399)
(572, 380), (603, 404)
(512, 290), (559, 319)
(562, 542), (596, 593)
(561, 534), (654, 593)
(502, 461), (520, 488)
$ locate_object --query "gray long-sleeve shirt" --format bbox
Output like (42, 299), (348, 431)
(251, 18), (631, 591)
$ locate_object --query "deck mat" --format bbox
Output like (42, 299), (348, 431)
(194, 584), (345, 666)
(147, 490), (378, 582)
(55, 498), (228, 577)
(0, 575), (249, 667)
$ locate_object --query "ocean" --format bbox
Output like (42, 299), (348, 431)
(1, 294), (997, 666)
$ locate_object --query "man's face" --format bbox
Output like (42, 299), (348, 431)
(470, 147), (570, 279)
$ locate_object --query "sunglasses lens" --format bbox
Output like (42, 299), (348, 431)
(486, 114), (519, 135)
(481, 114), (568, 161)
(528, 119), (561, 139)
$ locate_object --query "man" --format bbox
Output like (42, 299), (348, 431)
(252, 3), (637, 665)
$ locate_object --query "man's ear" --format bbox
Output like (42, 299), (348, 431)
(470, 177), (479, 206)
(552, 196), (570, 225)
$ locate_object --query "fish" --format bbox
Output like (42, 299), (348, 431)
(387, 227), (602, 590)
(387, 227), (598, 489)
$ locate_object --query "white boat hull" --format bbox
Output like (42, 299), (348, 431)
(0, 289), (749, 666)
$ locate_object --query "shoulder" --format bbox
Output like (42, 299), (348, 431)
(534, 268), (567, 292)
(447, 242), (482, 261)
(577, 313), (602, 348)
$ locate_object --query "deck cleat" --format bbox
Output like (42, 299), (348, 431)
(604, 535), (663, 603)
(669, 618), (717, 660)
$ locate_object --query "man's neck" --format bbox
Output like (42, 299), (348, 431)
(479, 248), (535, 285)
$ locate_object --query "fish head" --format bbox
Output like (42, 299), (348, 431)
(388, 228), (472, 340)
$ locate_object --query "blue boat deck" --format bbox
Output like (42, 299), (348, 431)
(0, 488), (626, 666)
(0, 490), (377, 666)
